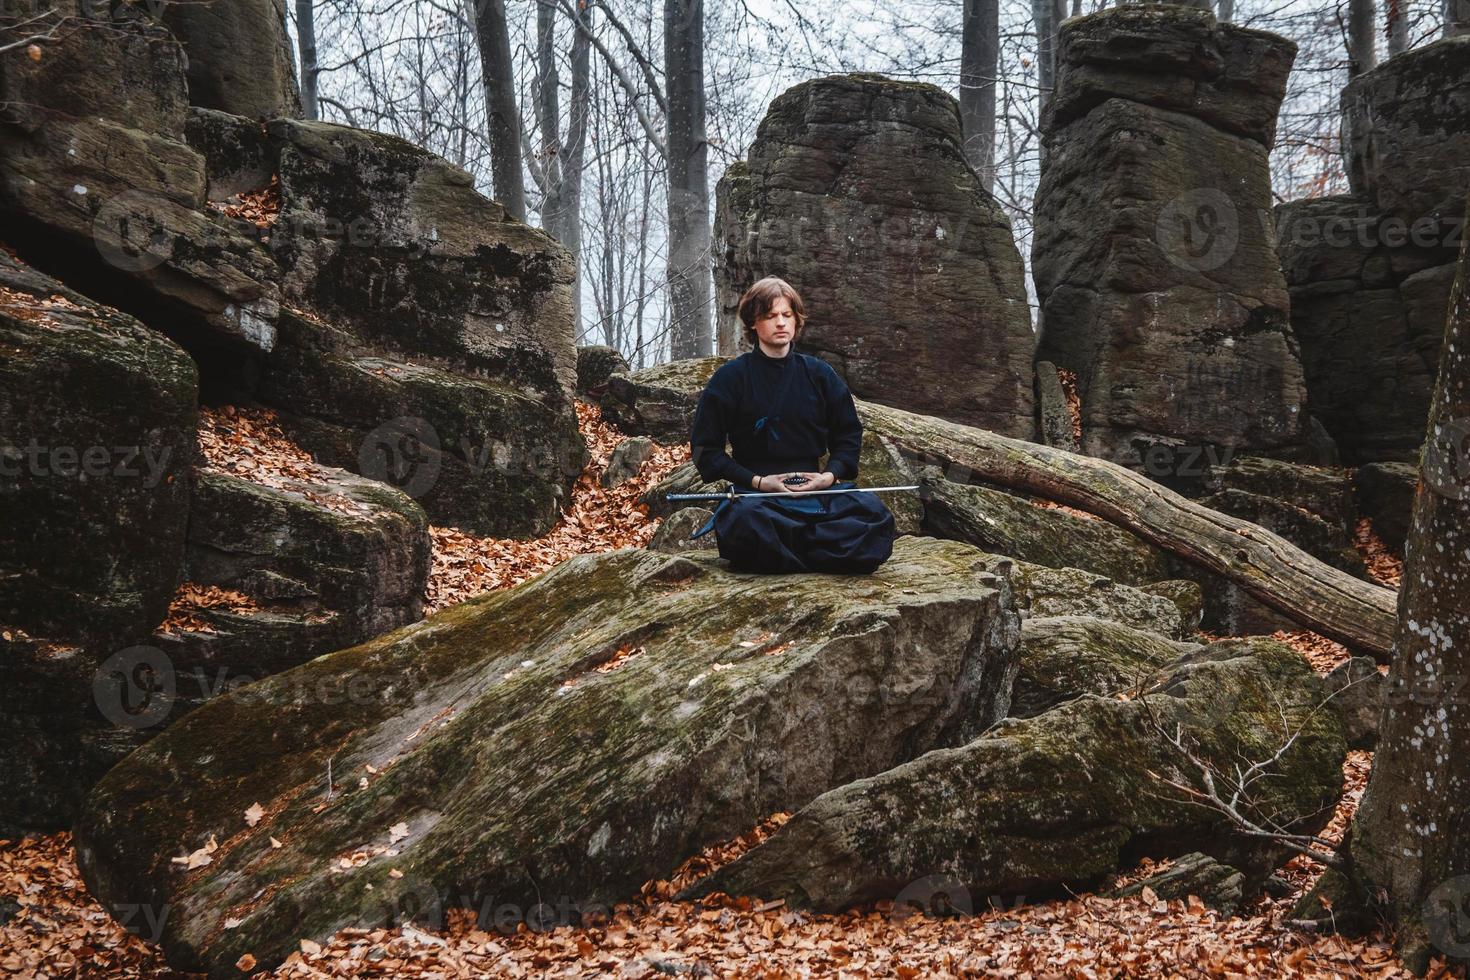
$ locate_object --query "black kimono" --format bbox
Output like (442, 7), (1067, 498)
(687, 344), (895, 573)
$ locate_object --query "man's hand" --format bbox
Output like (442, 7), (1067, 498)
(786, 471), (837, 493)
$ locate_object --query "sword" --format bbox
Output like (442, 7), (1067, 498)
(667, 484), (920, 501)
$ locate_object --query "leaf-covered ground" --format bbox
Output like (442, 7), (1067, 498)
(3, 401), (1451, 979)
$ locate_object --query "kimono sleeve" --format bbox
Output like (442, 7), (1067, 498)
(689, 374), (757, 488)
(821, 364), (862, 482)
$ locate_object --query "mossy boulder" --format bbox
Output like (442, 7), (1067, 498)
(1106, 851), (1247, 914)
(246, 118), (585, 535)
(972, 556), (1193, 640)
(76, 535), (1021, 976)
(602, 357), (728, 442)
(576, 344), (630, 396)
(166, 466), (430, 676)
(1204, 455), (1356, 533)
(681, 637), (1347, 911)
(0, 251), (196, 645)
(1011, 616), (1197, 718)
(261, 310), (585, 537)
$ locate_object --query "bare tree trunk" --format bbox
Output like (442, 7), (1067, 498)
(1386, 0), (1410, 56)
(1349, 0), (1378, 75)
(1337, 193), (1470, 974)
(664, 0), (713, 359)
(1033, 0), (1068, 170)
(296, 0), (319, 119)
(961, 0), (999, 194)
(1217, 0), (1234, 22)
(469, 0), (528, 220)
(537, 0), (592, 335)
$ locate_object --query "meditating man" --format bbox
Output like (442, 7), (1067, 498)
(687, 276), (896, 573)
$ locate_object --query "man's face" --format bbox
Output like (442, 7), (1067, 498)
(754, 296), (796, 347)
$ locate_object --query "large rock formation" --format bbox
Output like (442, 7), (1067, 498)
(0, 252), (196, 835)
(1, 3), (585, 538)
(0, 2), (283, 353)
(683, 638), (1347, 910)
(1277, 36), (1470, 464)
(75, 537), (1021, 975)
(159, 466), (431, 685)
(0, 251), (197, 648)
(1033, 6), (1309, 468)
(714, 73), (1036, 438)
(162, 0), (303, 119)
(252, 116), (587, 536)
(0, 1), (585, 832)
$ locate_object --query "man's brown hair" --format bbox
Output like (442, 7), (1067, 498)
(737, 276), (807, 348)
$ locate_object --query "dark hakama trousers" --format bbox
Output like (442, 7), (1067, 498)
(689, 481), (896, 574)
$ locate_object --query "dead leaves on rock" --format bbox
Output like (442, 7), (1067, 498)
(157, 582), (262, 635)
(424, 401), (687, 613)
(197, 405), (374, 517)
(208, 176), (282, 234)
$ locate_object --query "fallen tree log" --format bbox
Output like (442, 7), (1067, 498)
(858, 400), (1398, 657)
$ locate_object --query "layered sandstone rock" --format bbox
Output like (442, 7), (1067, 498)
(714, 73), (1036, 438)
(1033, 6), (1309, 467)
(1278, 37), (1470, 464)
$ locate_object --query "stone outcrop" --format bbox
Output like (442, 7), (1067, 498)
(714, 73), (1036, 438)
(576, 344), (631, 397)
(681, 638), (1346, 910)
(165, 467), (430, 680)
(983, 558), (1195, 640)
(0, 3), (283, 353)
(1277, 37), (1470, 464)
(602, 356), (725, 443)
(162, 0), (303, 119)
(254, 117), (586, 536)
(2, 6), (585, 539)
(0, 251), (197, 647)
(1011, 616), (1197, 718)
(0, 3), (585, 833)
(75, 537), (1021, 975)
(1, 448), (432, 835)
(1033, 6), (1309, 468)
